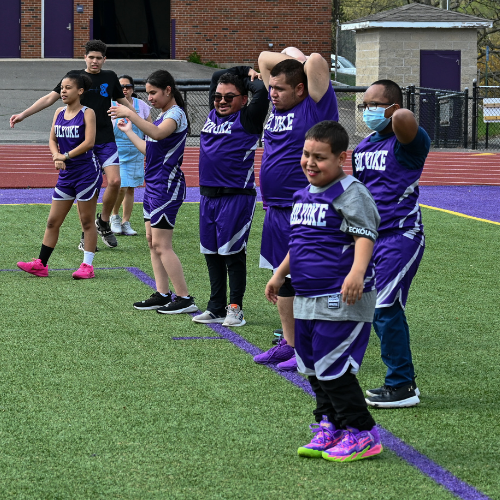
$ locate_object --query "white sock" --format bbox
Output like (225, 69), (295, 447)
(160, 291), (171, 297)
(83, 251), (94, 266)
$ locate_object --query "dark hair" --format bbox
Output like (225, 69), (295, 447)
(62, 71), (92, 97)
(305, 121), (349, 155)
(119, 74), (137, 97)
(270, 59), (307, 91)
(216, 73), (247, 96)
(85, 39), (107, 56)
(371, 79), (403, 107)
(146, 69), (190, 132)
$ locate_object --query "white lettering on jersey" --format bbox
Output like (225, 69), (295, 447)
(354, 150), (388, 172)
(264, 112), (294, 132)
(54, 125), (80, 139)
(201, 117), (234, 135)
(291, 203), (329, 227)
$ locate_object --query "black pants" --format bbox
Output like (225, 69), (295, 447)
(309, 370), (375, 431)
(205, 249), (246, 316)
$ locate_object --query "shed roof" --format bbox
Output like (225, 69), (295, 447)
(341, 3), (492, 30)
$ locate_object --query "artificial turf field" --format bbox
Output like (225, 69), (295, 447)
(1, 201), (499, 499)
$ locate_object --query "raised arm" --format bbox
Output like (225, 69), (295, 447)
(10, 91), (60, 128)
(389, 108), (419, 144)
(258, 51), (295, 90)
(117, 119), (146, 155)
(303, 53), (331, 103)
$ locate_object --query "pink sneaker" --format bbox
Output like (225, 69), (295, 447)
(322, 426), (383, 462)
(297, 416), (343, 458)
(72, 263), (95, 280)
(17, 258), (48, 277)
(276, 355), (298, 371)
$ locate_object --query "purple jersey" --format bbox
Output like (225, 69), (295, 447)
(199, 109), (260, 189)
(145, 110), (188, 201)
(54, 106), (98, 175)
(260, 83), (338, 207)
(289, 178), (376, 297)
(353, 133), (424, 237)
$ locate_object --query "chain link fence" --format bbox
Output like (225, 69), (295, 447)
(472, 84), (500, 150)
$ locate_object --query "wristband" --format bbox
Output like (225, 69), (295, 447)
(64, 152), (70, 161)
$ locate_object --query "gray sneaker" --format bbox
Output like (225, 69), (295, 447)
(77, 238), (99, 252)
(192, 310), (225, 324)
(95, 214), (118, 248)
(121, 221), (137, 236)
(110, 214), (122, 234)
(222, 304), (246, 327)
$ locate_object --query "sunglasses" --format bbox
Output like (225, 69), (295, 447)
(121, 84), (133, 89)
(213, 93), (242, 103)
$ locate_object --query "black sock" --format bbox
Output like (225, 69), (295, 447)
(81, 231), (84, 239)
(39, 244), (54, 267)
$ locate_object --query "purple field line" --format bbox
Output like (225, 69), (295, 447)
(172, 336), (223, 340)
(126, 266), (493, 500)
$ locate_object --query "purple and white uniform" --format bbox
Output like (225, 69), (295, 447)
(52, 106), (102, 202)
(199, 109), (260, 254)
(289, 176), (380, 381)
(259, 83), (339, 271)
(353, 132), (426, 308)
(143, 105), (188, 228)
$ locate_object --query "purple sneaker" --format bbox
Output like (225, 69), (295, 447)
(276, 355), (297, 371)
(322, 426), (383, 462)
(298, 416), (343, 458)
(253, 338), (294, 365)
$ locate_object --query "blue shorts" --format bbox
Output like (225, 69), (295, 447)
(295, 319), (371, 381)
(94, 142), (120, 170)
(373, 232), (425, 309)
(117, 144), (145, 187)
(259, 206), (292, 271)
(200, 194), (256, 255)
(143, 193), (183, 228)
(53, 168), (102, 202)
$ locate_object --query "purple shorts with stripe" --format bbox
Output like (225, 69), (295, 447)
(200, 194), (256, 255)
(374, 232), (425, 309)
(53, 168), (102, 202)
(295, 319), (371, 381)
(94, 142), (119, 170)
(259, 206), (292, 271)
(143, 193), (184, 228)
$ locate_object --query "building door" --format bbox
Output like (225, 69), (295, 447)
(44, 0), (74, 57)
(0, 0), (21, 57)
(419, 50), (461, 144)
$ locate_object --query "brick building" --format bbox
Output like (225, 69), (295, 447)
(0, 0), (332, 64)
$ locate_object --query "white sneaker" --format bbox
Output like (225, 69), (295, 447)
(121, 221), (137, 236)
(110, 214), (122, 234)
(222, 304), (246, 327)
(192, 310), (225, 323)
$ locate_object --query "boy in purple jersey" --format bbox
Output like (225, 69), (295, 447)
(266, 121), (382, 462)
(254, 48), (338, 371)
(353, 80), (430, 408)
(193, 67), (269, 327)
(17, 72), (101, 280)
(10, 40), (135, 250)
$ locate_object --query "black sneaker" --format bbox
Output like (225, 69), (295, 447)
(157, 296), (198, 314)
(272, 328), (284, 345)
(77, 237), (99, 252)
(365, 382), (420, 408)
(95, 214), (118, 248)
(366, 380), (420, 398)
(133, 292), (172, 310)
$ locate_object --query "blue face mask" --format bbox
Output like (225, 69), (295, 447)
(363, 108), (391, 132)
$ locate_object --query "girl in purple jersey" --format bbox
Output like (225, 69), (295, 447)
(17, 71), (101, 280)
(109, 70), (197, 314)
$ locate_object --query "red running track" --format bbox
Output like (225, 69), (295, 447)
(0, 145), (499, 188)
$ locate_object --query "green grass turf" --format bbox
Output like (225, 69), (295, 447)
(0, 202), (498, 498)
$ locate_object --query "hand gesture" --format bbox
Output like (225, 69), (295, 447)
(10, 114), (24, 128)
(265, 274), (285, 305)
(248, 69), (262, 81)
(108, 103), (130, 119)
(117, 118), (132, 133)
(340, 270), (364, 306)
(54, 160), (66, 171)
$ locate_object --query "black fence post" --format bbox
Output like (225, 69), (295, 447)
(471, 79), (477, 150)
(409, 85), (416, 114)
(434, 94), (440, 148)
(463, 87), (468, 149)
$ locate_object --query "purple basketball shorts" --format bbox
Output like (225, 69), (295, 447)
(373, 232), (425, 309)
(295, 318), (371, 381)
(143, 193), (183, 228)
(94, 142), (120, 170)
(259, 206), (292, 271)
(53, 168), (102, 202)
(200, 194), (256, 255)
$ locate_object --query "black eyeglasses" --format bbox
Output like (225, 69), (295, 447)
(121, 84), (133, 89)
(357, 102), (395, 111)
(213, 93), (242, 103)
